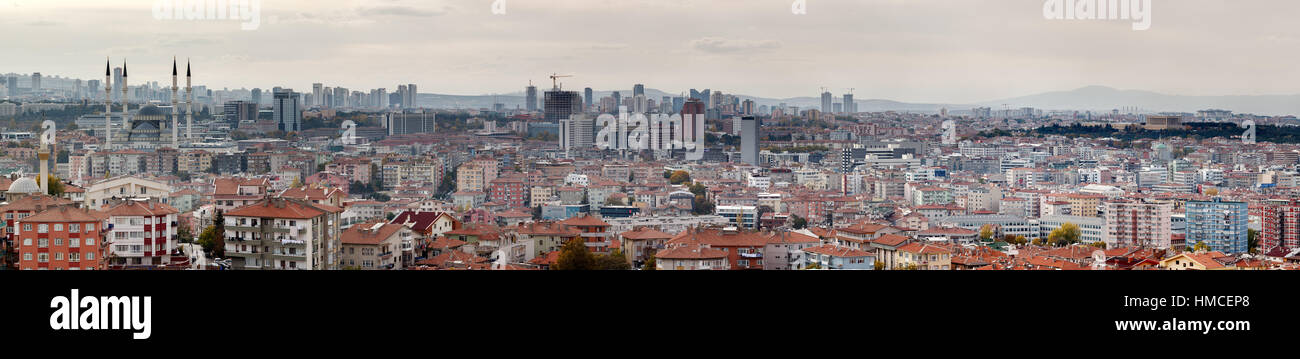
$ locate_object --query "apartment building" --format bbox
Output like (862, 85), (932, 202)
(103, 200), (179, 269)
(1103, 199), (1173, 249)
(340, 222), (414, 270)
(16, 206), (106, 270)
(222, 197), (343, 270)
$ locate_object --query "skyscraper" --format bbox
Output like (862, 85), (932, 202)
(843, 93), (855, 113)
(31, 73), (41, 92)
(560, 114), (594, 155)
(583, 87), (593, 111)
(6, 77), (17, 96)
(250, 88), (262, 107)
(407, 84), (418, 108)
(611, 91), (622, 113)
(225, 100), (258, 127)
(741, 116), (760, 166)
(312, 83), (323, 107)
(544, 89), (582, 123)
(1261, 199), (1300, 253)
(633, 84), (645, 98)
(273, 89), (302, 132)
(821, 91), (833, 113)
(526, 82), (538, 112)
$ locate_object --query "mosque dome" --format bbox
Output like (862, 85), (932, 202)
(137, 105), (165, 117)
(7, 177), (41, 194)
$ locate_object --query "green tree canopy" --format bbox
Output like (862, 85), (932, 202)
(553, 238), (595, 270)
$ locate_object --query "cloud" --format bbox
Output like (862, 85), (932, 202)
(27, 20), (58, 26)
(587, 43), (629, 51)
(689, 37), (782, 54)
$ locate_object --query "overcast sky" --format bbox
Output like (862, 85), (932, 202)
(4, 0), (1298, 103)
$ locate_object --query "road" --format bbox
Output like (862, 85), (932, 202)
(180, 243), (208, 270)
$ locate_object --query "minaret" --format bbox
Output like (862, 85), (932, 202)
(185, 60), (193, 141)
(171, 57), (179, 148)
(121, 59), (129, 146)
(104, 57), (112, 150)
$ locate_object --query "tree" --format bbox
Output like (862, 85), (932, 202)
(580, 192), (590, 205)
(553, 238), (595, 270)
(979, 224), (994, 242)
(1090, 241), (1107, 249)
(176, 223), (195, 244)
(604, 196), (624, 206)
(804, 262), (821, 270)
(791, 215), (808, 229)
(1031, 237), (1045, 246)
(643, 255), (657, 270)
(1192, 241), (1210, 253)
(1248, 229), (1259, 254)
(692, 195), (714, 215)
(669, 170), (691, 185)
(45, 175), (65, 197)
(688, 182), (707, 196)
(1048, 222), (1081, 247)
(197, 225), (223, 258)
(596, 249), (631, 270)
(755, 205), (774, 229)
(290, 176), (303, 188)
(1205, 188), (1219, 196)
(874, 260), (886, 270)
(531, 206), (543, 220)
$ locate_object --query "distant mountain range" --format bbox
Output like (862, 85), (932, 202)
(417, 85), (1300, 117)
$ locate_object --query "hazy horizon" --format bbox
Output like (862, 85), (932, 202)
(4, 0), (1299, 104)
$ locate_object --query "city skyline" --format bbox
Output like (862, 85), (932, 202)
(3, 0), (1300, 104)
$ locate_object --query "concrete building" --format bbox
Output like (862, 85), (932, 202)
(222, 197), (343, 270)
(1185, 198), (1248, 254)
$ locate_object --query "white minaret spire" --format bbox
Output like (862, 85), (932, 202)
(120, 59), (129, 148)
(104, 57), (112, 151)
(186, 59), (193, 141)
(171, 57), (179, 148)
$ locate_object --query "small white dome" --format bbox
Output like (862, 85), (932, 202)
(8, 177), (41, 194)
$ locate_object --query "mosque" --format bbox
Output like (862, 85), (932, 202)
(101, 58), (195, 150)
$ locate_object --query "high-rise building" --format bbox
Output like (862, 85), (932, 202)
(6, 77), (18, 96)
(560, 114), (594, 154)
(1103, 199), (1172, 249)
(406, 84), (418, 108)
(273, 89), (302, 132)
(526, 83), (538, 112)
(821, 91), (833, 113)
(224, 100), (258, 127)
(385, 111), (437, 135)
(334, 87), (348, 108)
(741, 116), (760, 166)
(1184, 198), (1248, 254)
(633, 84), (645, 98)
(1261, 199), (1300, 253)
(311, 83), (323, 108)
(544, 90), (582, 122)
(31, 73), (41, 92)
(250, 88), (262, 107)
(611, 92), (622, 112)
(843, 93), (855, 113)
(584, 87), (593, 110)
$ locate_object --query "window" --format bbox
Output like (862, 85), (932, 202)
(70, 223), (79, 232)
(38, 253), (48, 262)
(86, 238), (94, 245)
(22, 238), (31, 246)
(23, 223), (31, 231)
(54, 224), (63, 231)
(38, 224), (48, 233)
(23, 253), (32, 261)
(55, 253), (63, 261)
(86, 252), (94, 260)
(54, 238), (63, 246)
(38, 239), (47, 248)
(87, 223), (94, 232)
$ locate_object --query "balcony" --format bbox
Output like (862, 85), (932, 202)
(739, 252), (763, 259)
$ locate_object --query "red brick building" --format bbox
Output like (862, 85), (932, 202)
(16, 206), (106, 270)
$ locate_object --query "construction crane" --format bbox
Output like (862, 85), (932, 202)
(549, 73), (573, 90)
(846, 88), (855, 95)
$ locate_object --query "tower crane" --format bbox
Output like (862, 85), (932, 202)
(549, 73), (573, 90)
